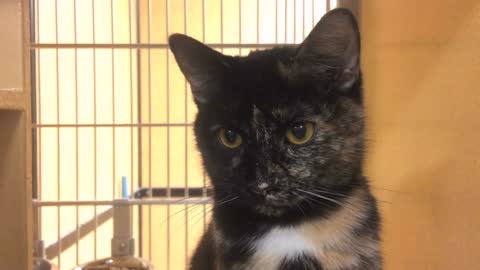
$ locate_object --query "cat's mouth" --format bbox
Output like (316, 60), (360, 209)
(255, 203), (287, 217)
(252, 191), (297, 216)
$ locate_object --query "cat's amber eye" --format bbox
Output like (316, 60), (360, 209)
(286, 122), (315, 145)
(219, 128), (243, 149)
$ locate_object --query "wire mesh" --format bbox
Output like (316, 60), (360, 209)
(31, 0), (335, 269)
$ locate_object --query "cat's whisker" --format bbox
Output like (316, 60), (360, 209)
(291, 192), (317, 216)
(297, 188), (345, 207)
(182, 196), (240, 232)
(171, 195), (239, 234)
(292, 191), (332, 210)
(156, 197), (195, 223)
(294, 202), (307, 218)
(296, 188), (361, 213)
(343, 183), (408, 194)
(214, 195), (240, 207)
(369, 186), (408, 194)
(166, 201), (209, 230)
(155, 194), (217, 230)
(190, 205), (217, 229)
(169, 208), (210, 237)
(312, 188), (393, 205)
(189, 205), (214, 227)
(377, 200), (393, 205)
(311, 189), (347, 197)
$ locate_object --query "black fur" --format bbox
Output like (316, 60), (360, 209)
(169, 8), (382, 270)
(279, 254), (323, 270)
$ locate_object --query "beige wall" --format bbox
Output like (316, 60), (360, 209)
(0, 111), (30, 270)
(0, 0), (24, 91)
(362, 1), (480, 269)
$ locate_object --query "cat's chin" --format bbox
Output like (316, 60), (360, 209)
(254, 204), (288, 217)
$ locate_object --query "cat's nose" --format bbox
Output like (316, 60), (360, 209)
(254, 182), (280, 195)
(258, 182), (269, 190)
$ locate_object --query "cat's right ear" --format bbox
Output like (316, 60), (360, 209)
(169, 34), (230, 105)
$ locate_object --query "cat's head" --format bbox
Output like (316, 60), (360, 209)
(169, 9), (364, 219)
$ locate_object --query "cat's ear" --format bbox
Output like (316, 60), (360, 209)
(296, 8), (360, 91)
(169, 34), (230, 104)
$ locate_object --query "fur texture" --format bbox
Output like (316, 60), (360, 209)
(169, 8), (382, 270)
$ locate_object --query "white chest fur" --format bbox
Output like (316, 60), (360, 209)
(245, 226), (317, 270)
(254, 226), (316, 259)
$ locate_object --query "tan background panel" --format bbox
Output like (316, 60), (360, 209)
(0, 111), (29, 269)
(362, 1), (480, 269)
(0, 0), (24, 91)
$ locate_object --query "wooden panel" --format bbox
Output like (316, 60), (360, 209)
(0, 91), (26, 110)
(0, 0), (24, 91)
(361, 1), (480, 269)
(0, 110), (30, 270)
(0, 0), (32, 269)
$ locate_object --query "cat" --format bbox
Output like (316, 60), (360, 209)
(169, 8), (382, 270)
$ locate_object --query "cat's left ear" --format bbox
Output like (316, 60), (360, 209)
(296, 8), (360, 91)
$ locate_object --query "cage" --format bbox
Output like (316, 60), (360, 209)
(29, 1), (343, 269)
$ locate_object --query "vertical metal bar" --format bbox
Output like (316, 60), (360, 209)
(135, 0), (144, 257)
(34, 0), (39, 44)
(202, 0), (207, 232)
(312, 0), (315, 27)
(284, 0), (287, 44)
(30, 0), (38, 204)
(34, 0), (43, 245)
(111, 0), (117, 201)
(327, 0), (331, 12)
(54, 0), (61, 267)
(128, 0), (135, 256)
(239, 0), (242, 46)
(293, 0), (296, 43)
(91, 0), (98, 259)
(29, 0), (42, 258)
(30, 0), (40, 244)
(183, 0), (189, 267)
(302, 0), (305, 39)
(147, 0), (152, 262)
(129, 0), (134, 202)
(165, 0), (172, 268)
(256, 0), (259, 44)
(275, 0), (278, 44)
(73, 0), (80, 265)
(220, 0), (224, 45)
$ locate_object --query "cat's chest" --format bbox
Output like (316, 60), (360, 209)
(233, 220), (360, 270)
(245, 227), (318, 269)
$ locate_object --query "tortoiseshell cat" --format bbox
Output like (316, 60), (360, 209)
(169, 8), (382, 270)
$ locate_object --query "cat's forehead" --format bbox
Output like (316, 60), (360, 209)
(231, 48), (325, 104)
(249, 99), (318, 131)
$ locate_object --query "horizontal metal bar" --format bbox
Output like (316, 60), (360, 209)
(33, 198), (212, 207)
(32, 123), (193, 128)
(133, 187), (213, 199)
(31, 43), (295, 49)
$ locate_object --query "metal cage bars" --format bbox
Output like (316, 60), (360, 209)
(31, 1), (339, 269)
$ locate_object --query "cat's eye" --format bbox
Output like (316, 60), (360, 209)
(286, 122), (315, 145)
(219, 128), (243, 149)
